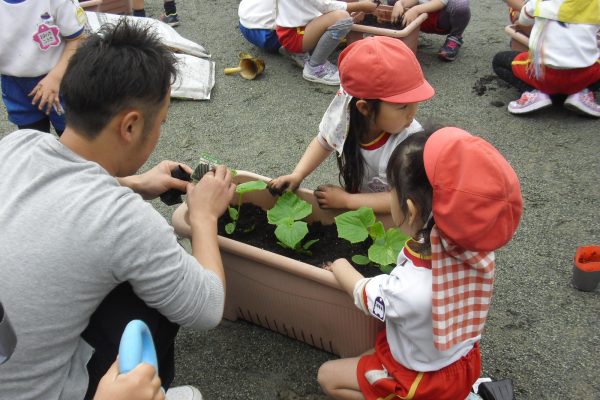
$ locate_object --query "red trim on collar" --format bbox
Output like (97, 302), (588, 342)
(403, 246), (432, 269)
(360, 131), (390, 151)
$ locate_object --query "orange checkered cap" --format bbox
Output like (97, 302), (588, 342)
(338, 36), (435, 103)
(424, 128), (523, 252)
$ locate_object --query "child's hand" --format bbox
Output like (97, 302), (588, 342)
(29, 72), (62, 116)
(391, 2), (405, 24)
(314, 185), (348, 209)
(93, 360), (164, 400)
(268, 173), (303, 196)
(401, 7), (420, 26)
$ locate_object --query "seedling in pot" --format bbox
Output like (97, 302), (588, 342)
(224, 180), (268, 234)
(267, 192), (318, 255)
(335, 207), (409, 274)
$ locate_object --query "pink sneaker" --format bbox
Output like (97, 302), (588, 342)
(507, 90), (552, 114)
(564, 89), (600, 118)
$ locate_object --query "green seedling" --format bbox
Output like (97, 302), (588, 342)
(225, 180), (267, 234)
(267, 192), (318, 254)
(335, 207), (409, 274)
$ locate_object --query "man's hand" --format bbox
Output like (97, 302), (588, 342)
(93, 361), (164, 400)
(186, 165), (236, 225)
(29, 72), (62, 116)
(120, 161), (192, 200)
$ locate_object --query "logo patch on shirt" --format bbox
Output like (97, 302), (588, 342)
(372, 296), (385, 321)
(33, 24), (61, 51)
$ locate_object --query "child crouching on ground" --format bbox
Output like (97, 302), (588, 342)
(389, 0), (471, 61)
(492, 0), (600, 117)
(268, 36), (434, 214)
(318, 127), (523, 400)
(275, 0), (378, 85)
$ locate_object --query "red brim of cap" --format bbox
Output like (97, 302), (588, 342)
(380, 79), (435, 104)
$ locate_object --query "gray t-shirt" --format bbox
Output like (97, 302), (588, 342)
(0, 130), (224, 400)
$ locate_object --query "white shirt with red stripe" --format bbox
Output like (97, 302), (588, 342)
(353, 245), (478, 372)
(276, 0), (347, 28)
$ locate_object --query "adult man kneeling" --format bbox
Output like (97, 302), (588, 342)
(0, 20), (234, 400)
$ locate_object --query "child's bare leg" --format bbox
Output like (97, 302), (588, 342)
(318, 357), (364, 400)
(303, 10), (353, 65)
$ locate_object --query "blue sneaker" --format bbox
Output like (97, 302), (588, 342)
(160, 13), (180, 27)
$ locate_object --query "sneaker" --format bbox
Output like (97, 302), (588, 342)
(302, 61), (340, 86)
(507, 90), (552, 114)
(165, 385), (203, 400)
(160, 13), (180, 27)
(438, 35), (463, 61)
(278, 46), (309, 68)
(564, 89), (600, 118)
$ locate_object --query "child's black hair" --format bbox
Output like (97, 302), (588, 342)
(61, 19), (178, 139)
(337, 98), (381, 193)
(386, 125), (442, 254)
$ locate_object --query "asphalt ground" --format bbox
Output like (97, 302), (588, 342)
(1, 0), (599, 398)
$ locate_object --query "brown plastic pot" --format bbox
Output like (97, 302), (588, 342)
(172, 171), (387, 357)
(572, 245), (600, 292)
(345, 6), (427, 54)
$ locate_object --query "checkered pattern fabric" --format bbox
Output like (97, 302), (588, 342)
(431, 226), (495, 351)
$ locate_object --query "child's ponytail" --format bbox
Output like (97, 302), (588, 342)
(386, 129), (435, 254)
(337, 98), (381, 193)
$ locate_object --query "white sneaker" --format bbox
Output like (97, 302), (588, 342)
(165, 385), (203, 400)
(564, 89), (600, 118)
(278, 46), (309, 68)
(302, 61), (340, 86)
(507, 90), (552, 114)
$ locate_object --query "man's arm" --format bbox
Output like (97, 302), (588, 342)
(117, 161), (192, 200)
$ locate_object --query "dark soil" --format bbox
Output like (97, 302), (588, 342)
(359, 13), (405, 30)
(217, 203), (382, 278)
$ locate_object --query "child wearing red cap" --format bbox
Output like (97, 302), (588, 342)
(389, 0), (471, 61)
(275, 0), (378, 85)
(318, 127), (523, 400)
(269, 36), (434, 214)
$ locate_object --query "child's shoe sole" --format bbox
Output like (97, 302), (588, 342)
(507, 98), (552, 114)
(564, 98), (600, 118)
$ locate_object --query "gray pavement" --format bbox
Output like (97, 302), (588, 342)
(1, 0), (599, 398)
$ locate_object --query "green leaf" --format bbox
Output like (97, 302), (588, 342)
(236, 180), (267, 195)
(379, 264), (395, 274)
(352, 255), (371, 265)
(303, 239), (319, 250)
(369, 221), (385, 240)
(274, 220), (308, 249)
(368, 228), (408, 267)
(228, 206), (239, 221)
(335, 207), (376, 244)
(225, 222), (236, 234)
(267, 192), (312, 225)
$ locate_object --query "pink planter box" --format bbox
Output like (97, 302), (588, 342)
(173, 171), (386, 357)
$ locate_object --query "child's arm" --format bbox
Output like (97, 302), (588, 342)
(391, 0), (418, 24)
(402, 0), (446, 26)
(329, 258), (365, 297)
(504, 0), (525, 10)
(268, 137), (332, 194)
(29, 35), (84, 115)
(314, 186), (391, 213)
(516, 1), (535, 26)
(345, 0), (378, 14)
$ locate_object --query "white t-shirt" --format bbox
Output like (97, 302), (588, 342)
(519, 0), (600, 68)
(317, 119), (423, 193)
(354, 246), (478, 372)
(276, 0), (347, 28)
(0, 0), (85, 77)
(238, 0), (276, 30)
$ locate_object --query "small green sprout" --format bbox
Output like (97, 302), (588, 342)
(267, 192), (318, 254)
(225, 180), (267, 235)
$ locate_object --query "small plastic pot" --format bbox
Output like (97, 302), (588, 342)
(572, 245), (600, 292)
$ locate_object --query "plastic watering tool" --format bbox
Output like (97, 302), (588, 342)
(118, 320), (158, 374)
(224, 51), (265, 80)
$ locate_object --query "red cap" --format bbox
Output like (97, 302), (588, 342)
(424, 128), (523, 251)
(338, 36), (434, 103)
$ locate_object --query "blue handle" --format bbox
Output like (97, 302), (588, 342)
(118, 320), (158, 374)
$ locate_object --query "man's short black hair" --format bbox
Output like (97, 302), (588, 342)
(61, 19), (178, 139)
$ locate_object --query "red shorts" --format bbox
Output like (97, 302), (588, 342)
(511, 52), (600, 95)
(357, 331), (481, 400)
(275, 26), (305, 54)
(419, 11), (449, 35)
